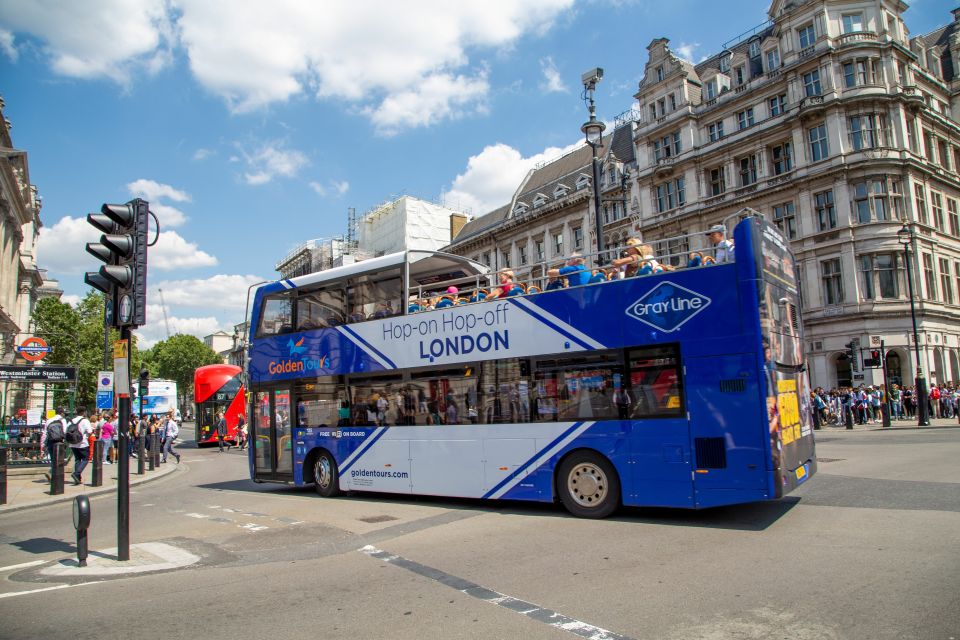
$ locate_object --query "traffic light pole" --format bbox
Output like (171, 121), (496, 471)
(880, 340), (891, 428)
(117, 326), (131, 561)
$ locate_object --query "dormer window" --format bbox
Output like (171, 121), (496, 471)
(719, 54), (731, 72)
(513, 202), (529, 215)
(748, 41), (761, 58)
(553, 183), (570, 198)
(532, 193), (548, 208)
(656, 65), (664, 82)
(575, 174), (591, 190)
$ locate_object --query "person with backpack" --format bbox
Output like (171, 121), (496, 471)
(162, 410), (181, 464)
(41, 406), (67, 482)
(66, 407), (93, 485)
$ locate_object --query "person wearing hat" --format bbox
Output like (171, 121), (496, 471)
(706, 224), (735, 264)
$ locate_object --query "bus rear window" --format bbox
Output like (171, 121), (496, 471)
(257, 294), (293, 337)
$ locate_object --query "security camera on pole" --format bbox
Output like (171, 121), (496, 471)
(84, 198), (153, 562)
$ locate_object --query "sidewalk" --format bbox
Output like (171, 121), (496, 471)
(818, 414), (960, 431)
(1, 457), (180, 514)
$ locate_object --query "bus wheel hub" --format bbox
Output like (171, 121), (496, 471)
(569, 463), (606, 506)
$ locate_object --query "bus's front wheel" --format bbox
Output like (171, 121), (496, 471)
(313, 451), (342, 498)
(557, 451), (620, 519)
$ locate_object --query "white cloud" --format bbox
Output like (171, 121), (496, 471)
(150, 230), (218, 270)
(333, 180), (349, 195)
(151, 274), (265, 311)
(308, 179), (349, 197)
(237, 141), (309, 185)
(539, 56), (567, 93)
(442, 139), (583, 216)
(0, 0), (174, 84)
(127, 179), (191, 227)
(134, 308), (223, 349)
(364, 71), (489, 136)
(0, 27), (16, 60)
(35, 214), (218, 277)
(193, 148), (214, 161)
(0, 0), (575, 132)
(674, 42), (699, 63)
(60, 294), (81, 307)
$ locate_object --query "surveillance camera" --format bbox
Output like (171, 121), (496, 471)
(581, 67), (604, 88)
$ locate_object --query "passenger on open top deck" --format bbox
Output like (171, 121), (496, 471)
(707, 224), (735, 263)
(486, 270), (519, 300)
(547, 253), (590, 287)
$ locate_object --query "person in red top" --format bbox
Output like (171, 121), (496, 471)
(487, 270), (516, 300)
(100, 412), (116, 464)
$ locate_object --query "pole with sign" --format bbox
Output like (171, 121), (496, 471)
(96, 371), (114, 411)
(113, 336), (131, 561)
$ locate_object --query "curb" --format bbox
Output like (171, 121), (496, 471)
(0, 461), (182, 515)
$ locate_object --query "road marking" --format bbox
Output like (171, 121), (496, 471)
(0, 581), (101, 600)
(0, 560), (44, 573)
(184, 513), (210, 519)
(360, 545), (634, 640)
(241, 523), (268, 532)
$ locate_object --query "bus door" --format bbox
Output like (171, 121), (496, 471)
(252, 388), (293, 480)
(685, 354), (767, 503)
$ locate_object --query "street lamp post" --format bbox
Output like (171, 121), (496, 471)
(581, 67), (606, 264)
(898, 222), (930, 427)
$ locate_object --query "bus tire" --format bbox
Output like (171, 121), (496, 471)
(556, 451), (620, 519)
(313, 451), (341, 498)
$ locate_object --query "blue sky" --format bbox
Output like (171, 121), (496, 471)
(0, 0), (948, 346)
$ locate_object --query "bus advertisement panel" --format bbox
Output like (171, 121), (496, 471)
(132, 380), (178, 416)
(246, 215), (816, 517)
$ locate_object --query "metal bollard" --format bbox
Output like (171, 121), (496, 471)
(137, 435), (145, 475)
(51, 443), (65, 495)
(0, 447), (7, 505)
(91, 441), (103, 487)
(153, 433), (161, 467)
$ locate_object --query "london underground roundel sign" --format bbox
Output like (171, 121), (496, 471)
(17, 336), (52, 362)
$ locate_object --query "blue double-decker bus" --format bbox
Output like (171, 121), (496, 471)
(246, 215), (815, 518)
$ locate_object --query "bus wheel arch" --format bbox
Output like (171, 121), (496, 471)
(554, 449), (621, 519)
(305, 448), (342, 497)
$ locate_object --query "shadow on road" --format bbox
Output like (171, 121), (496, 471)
(192, 479), (799, 530)
(9, 537), (75, 555)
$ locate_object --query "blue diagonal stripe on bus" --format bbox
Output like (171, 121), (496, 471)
(511, 298), (605, 349)
(507, 300), (597, 351)
(338, 427), (384, 470)
(338, 324), (397, 369)
(481, 422), (585, 499)
(339, 427), (390, 476)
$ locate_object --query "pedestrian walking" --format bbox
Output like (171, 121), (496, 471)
(100, 412), (115, 464)
(237, 414), (247, 451)
(162, 410), (181, 464)
(41, 406), (67, 482)
(66, 407), (93, 485)
(215, 410), (229, 452)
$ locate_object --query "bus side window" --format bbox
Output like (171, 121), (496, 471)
(258, 294), (293, 336)
(627, 345), (684, 418)
(297, 286), (346, 330)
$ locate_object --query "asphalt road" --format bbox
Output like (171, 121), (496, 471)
(0, 427), (957, 640)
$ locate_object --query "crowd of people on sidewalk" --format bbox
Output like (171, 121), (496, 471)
(40, 406), (182, 485)
(810, 382), (960, 426)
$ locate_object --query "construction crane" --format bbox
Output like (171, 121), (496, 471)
(157, 288), (171, 339)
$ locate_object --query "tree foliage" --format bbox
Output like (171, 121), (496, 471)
(144, 334), (222, 410)
(30, 291), (142, 409)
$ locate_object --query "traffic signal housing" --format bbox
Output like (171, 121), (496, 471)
(845, 341), (859, 370)
(84, 199), (149, 327)
(864, 349), (882, 368)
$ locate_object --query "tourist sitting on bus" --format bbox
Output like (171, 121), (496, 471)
(544, 275), (565, 290)
(706, 224), (735, 263)
(487, 270), (518, 299)
(588, 269), (607, 284)
(435, 291), (456, 309)
(469, 289), (488, 303)
(348, 305), (366, 323)
(408, 297), (423, 313)
(548, 253), (590, 287)
(611, 238), (643, 277)
(687, 251), (704, 268)
(504, 282), (525, 297)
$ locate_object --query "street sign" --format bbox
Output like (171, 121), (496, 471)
(15, 336), (52, 362)
(97, 370), (115, 409)
(113, 339), (130, 396)
(0, 365), (77, 382)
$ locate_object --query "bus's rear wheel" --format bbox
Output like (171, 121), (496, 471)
(313, 451), (341, 497)
(557, 451), (620, 519)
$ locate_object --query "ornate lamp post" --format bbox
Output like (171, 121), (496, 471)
(581, 68), (606, 264)
(897, 222), (930, 426)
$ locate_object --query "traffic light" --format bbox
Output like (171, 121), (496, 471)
(84, 199), (149, 327)
(864, 349), (882, 368)
(845, 341), (859, 370)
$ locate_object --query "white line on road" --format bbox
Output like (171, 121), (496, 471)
(0, 581), (101, 600)
(0, 560), (44, 573)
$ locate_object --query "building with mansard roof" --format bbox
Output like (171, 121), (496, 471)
(447, 1), (960, 391)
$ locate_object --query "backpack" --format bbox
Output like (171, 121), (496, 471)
(46, 418), (65, 443)
(65, 417), (84, 445)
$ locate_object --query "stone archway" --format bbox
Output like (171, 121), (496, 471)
(834, 352), (852, 388)
(885, 350), (903, 387)
(933, 348), (945, 386)
(949, 349), (959, 385)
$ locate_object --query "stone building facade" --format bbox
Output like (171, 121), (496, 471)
(446, 1), (960, 391)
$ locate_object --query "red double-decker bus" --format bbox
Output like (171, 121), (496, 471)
(194, 364), (246, 446)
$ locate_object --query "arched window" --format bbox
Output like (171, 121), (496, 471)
(835, 352), (852, 388)
(885, 350), (902, 387)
